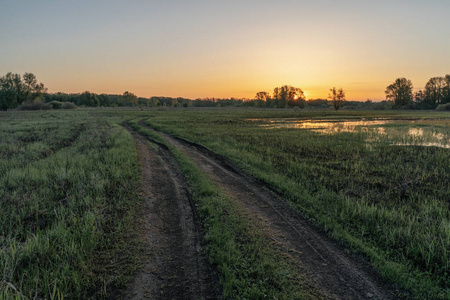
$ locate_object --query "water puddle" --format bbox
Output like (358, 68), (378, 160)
(248, 118), (450, 149)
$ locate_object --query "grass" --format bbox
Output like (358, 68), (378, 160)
(0, 110), (143, 299)
(128, 118), (325, 299)
(139, 108), (449, 299)
(1, 108), (448, 299)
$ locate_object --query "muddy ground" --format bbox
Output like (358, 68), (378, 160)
(124, 123), (220, 299)
(125, 120), (400, 299)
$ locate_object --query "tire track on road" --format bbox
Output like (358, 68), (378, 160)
(140, 120), (397, 300)
(124, 122), (220, 300)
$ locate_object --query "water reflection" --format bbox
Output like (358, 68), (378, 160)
(395, 128), (450, 148)
(249, 118), (450, 149)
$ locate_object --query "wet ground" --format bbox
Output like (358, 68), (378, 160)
(249, 118), (450, 148)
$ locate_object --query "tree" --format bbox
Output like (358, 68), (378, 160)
(444, 74), (450, 104)
(0, 88), (18, 111)
(98, 94), (111, 107)
(423, 77), (446, 107)
(328, 87), (345, 110)
(272, 85), (305, 108)
(254, 91), (270, 108)
(119, 91), (138, 106)
(255, 91), (270, 102)
(23, 73), (47, 101)
(414, 90), (425, 104)
(0, 72), (47, 110)
(78, 91), (99, 107)
(385, 78), (413, 108)
(272, 87), (279, 99)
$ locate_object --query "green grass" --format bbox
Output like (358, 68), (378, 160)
(128, 118), (325, 299)
(139, 108), (449, 299)
(0, 110), (143, 299)
(2, 108), (448, 299)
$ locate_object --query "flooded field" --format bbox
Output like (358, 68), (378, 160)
(250, 118), (450, 149)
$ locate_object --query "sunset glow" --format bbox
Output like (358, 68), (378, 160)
(1, 1), (449, 100)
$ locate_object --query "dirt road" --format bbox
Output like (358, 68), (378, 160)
(124, 123), (219, 300)
(136, 120), (398, 300)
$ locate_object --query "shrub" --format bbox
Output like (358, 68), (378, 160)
(49, 100), (63, 109)
(19, 101), (51, 110)
(61, 102), (77, 109)
(435, 103), (450, 111)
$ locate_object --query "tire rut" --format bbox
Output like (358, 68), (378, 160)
(139, 120), (398, 300)
(123, 123), (220, 300)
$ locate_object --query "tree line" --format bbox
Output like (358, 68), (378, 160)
(255, 85), (347, 110)
(0, 72), (47, 110)
(385, 75), (450, 109)
(255, 85), (306, 108)
(44, 92), (247, 108)
(1, 72), (449, 111)
(255, 75), (450, 110)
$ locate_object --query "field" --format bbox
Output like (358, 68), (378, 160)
(0, 111), (143, 299)
(1, 108), (449, 299)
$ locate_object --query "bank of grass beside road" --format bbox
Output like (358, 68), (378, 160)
(129, 118), (325, 299)
(143, 109), (450, 299)
(0, 111), (143, 299)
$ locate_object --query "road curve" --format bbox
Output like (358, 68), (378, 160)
(140, 120), (398, 300)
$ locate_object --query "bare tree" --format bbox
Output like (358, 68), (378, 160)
(328, 87), (345, 110)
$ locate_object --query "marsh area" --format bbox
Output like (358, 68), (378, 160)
(250, 118), (450, 148)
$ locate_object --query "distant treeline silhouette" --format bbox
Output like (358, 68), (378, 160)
(1, 72), (449, 111)
(41, 91), (396, 110)
(255, 76), (450, 110)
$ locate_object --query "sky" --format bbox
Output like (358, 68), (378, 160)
(1, 0), (449, 101)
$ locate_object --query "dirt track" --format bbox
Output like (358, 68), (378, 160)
(134, 120), (400, 300)
(124, 123), (219, 299)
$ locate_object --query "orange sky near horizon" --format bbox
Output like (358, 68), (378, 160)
(1, 1), (449, 101)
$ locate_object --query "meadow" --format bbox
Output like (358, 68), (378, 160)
(1, 108), (449, 299)
(0, 111), (143, 299)
(141, 109), (449, 298)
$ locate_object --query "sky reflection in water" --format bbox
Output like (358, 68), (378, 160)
(249, 119), (450, 149)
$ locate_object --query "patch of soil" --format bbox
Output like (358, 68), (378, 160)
(139, 120), (400, 300)
(123, 123), (220, 300)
